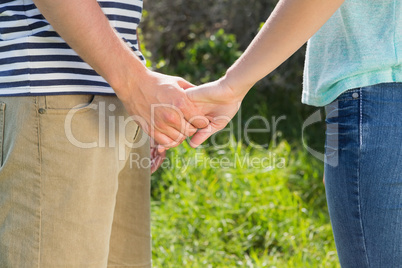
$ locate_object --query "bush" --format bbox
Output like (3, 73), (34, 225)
(160, 29), (241, 84)
(141, 0), (276, 65)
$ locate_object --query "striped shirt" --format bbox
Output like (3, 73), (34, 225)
(0, 0), (145, 95)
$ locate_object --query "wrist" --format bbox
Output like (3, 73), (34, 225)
(221, 70), (251, 102)
(108, 49), (149, 101)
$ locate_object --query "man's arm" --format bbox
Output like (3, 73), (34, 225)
(186, 0), (345, 147)
(33, 0), (208, 147)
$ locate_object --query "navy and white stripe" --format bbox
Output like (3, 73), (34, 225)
(0, 0), (145, 95)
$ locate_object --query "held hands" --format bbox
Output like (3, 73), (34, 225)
(117, 70), (245, 172)
(116, 69), (209, 150)
(185, 78), (246, 148)
(148, 77), (245, 172)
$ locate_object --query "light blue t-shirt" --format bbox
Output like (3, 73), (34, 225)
(302, 0), (402, 107)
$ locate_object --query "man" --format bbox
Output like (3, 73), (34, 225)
(0, 0), (207, 267)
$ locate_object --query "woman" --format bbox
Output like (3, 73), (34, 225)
(187, 0), (402, 266)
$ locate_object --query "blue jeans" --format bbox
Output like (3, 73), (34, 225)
(325, 83), (402, 268)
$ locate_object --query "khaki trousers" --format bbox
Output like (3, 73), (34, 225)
(0, 94), (151, 267)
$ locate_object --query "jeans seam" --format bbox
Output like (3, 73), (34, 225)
(359, 87), (363, 147)
(357, 87), (370, 267)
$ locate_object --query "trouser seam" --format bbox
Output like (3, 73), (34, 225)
(36, 96), (43, 268)
(357, 87), (370, 267)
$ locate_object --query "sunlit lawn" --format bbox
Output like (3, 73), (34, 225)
(151, 140), (340, 267)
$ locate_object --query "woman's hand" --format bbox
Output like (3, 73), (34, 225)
(185, 78), (246, 148)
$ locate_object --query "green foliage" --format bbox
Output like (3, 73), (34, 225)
(151, 141), (339, 267)
(137, 27), (153, 68)
(142, 0), (276, 66)
(141, 2), (334, 266)
(140, 25), (331, 267)
(167, 29), (242, 84)
(142, 26), (325, 150)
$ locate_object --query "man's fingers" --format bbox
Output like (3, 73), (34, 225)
(181, 88), (211, 129)
(152, 131), (174, 147)
(186, 114), (210, 129)
(154, 103), (208, 134)
(176, 81), (211, 129)
(153, 127), (186, 148)
(150, 147), (166, 174)
(165, 106), (209, 133)
(183, 121), (199, 137)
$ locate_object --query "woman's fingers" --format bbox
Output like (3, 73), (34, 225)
(189, 116), (231, 148)
(189, 124), (216, 148)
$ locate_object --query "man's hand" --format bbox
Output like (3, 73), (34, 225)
(117, 69), (209, 149)
(150, 143), (167, 174)
(185, 78), (245, 148)
(32, 0), (209, 148)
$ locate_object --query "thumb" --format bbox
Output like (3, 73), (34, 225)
(185, 81), (218, 103)
(177, 78), (196, 90)
(185, 84), (208, 103)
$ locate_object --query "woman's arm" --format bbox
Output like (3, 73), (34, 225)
(33, 0), (208, 148)
(225, 0), (345, 98)
(186, 0), (345, 147)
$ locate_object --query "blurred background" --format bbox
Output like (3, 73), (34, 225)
(140, 0), (339, 267)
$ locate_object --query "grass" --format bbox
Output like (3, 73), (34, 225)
(150, 139), (340, 267)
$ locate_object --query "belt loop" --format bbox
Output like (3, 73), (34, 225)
(37, 95), (46, 109)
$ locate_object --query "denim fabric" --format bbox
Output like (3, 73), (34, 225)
(325, 83), (402, 267)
